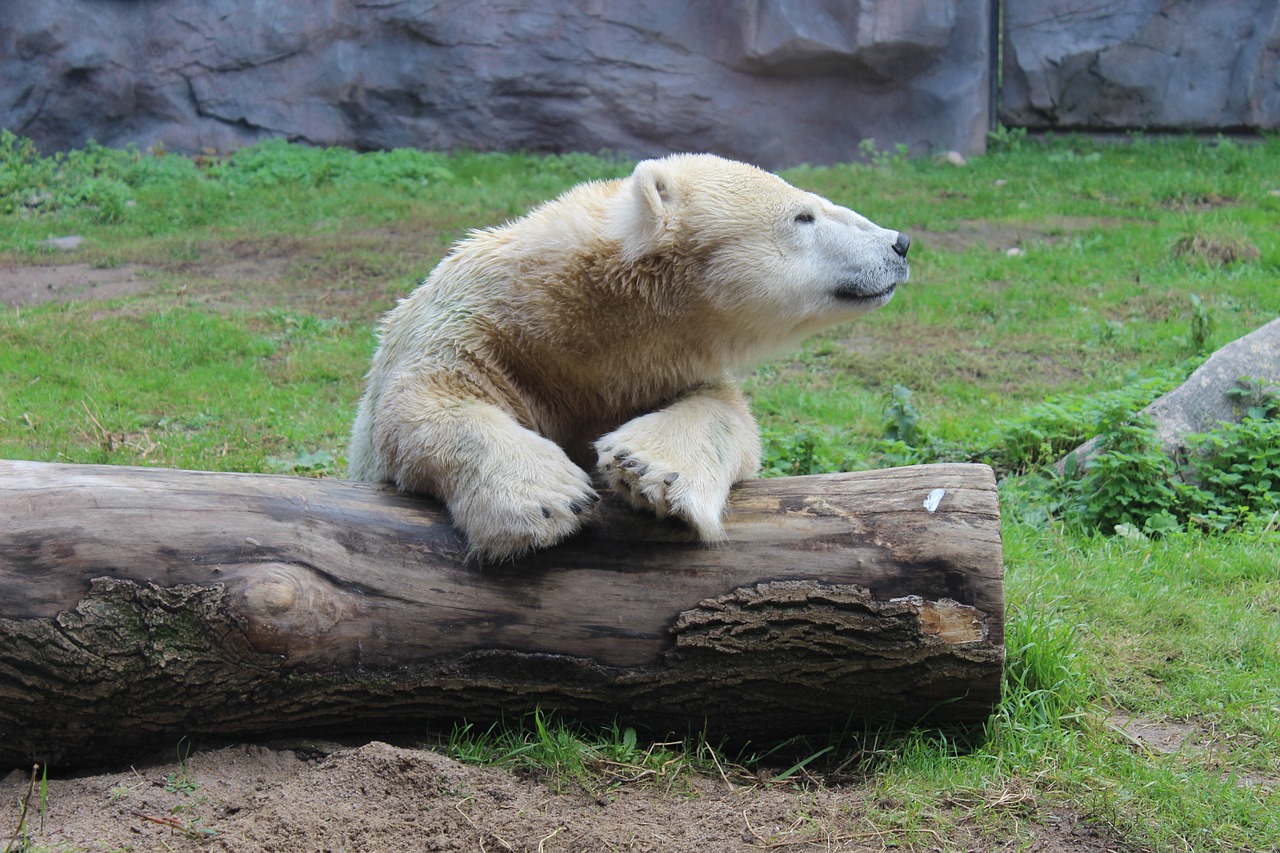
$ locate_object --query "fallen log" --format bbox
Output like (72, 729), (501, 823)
(0, 460), (1004, 767)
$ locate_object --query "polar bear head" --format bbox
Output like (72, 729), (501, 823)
(604, 153), (910, 349)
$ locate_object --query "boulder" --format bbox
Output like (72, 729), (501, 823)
(1002, 0), (1280, 130)
(1061, 319), (1280, 471)
(0, 0), (991, 169)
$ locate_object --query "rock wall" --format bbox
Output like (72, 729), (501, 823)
(7, 1), (1276, 165)
(0, 0), (991, 168)
(1002, 0), (1280, 131)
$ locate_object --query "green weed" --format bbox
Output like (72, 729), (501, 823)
(1006, 379), (1280, 536)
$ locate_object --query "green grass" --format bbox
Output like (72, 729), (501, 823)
(444, 710), (703, 796)
(1, 306), (367, 471)
(2, 132), (1278, 851)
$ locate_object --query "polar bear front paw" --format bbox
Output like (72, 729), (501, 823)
(595, 440), (729, 545)
(448, 454), (600, 562)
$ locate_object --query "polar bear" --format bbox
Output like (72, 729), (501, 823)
(348, 153), (910, 560)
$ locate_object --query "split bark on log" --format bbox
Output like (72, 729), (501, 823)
(0, 460), (1004, 768)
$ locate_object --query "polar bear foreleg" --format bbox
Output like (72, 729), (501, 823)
(379, 385), (599, 561)
(594, 382), (761, 543)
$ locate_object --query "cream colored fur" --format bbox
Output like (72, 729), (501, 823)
(349, 153), (909, 560)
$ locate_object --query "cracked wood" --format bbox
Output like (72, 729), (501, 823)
(0, 459), (1004, 767)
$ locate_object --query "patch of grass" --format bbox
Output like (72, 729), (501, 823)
(0, 304), (367, 472)
(445, 710), (700, 795)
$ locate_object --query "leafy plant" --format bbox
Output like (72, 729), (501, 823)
(1179, 412), (1280, 531)
(1070, 408), (1180, 534)
(1016, 379), (1280, 536)
(204, 139), (457, 190)
(857, 138), (911, 168)
(760, 426), (864, 477)
(1187, 293), (1213, 353)
(985, 124), (1027, 154)
(0, 131), (133, 220)
(880, 384), (922, 446)
(1224, 375), (1280, 420)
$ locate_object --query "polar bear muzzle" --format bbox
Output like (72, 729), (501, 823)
(830, 229), (910, 305)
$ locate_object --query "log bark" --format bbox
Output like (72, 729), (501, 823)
(0, 460), (1004, 768)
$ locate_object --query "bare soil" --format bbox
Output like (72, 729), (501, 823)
(0, 216), (1112, 316)
(0, 740), (1139, 853)
(0, 230), (1151, 852)
(0, 263), (152, 307)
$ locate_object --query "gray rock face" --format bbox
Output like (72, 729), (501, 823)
(0, 0), (991, 169)
(1002, 0), (1280, 130)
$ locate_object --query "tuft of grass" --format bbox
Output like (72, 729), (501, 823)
(1173, 225), (1262, 267)
(445, 710), (700, 794)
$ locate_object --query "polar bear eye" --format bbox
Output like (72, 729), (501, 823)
(794, 211), (816, 224)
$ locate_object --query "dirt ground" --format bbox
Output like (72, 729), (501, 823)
(0, 739), (1140, 853)
(0, 262), (153, 307)
(1, 241), (1147, 853)
(0, 220), (1068, 316)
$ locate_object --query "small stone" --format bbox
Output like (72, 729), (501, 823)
(994, 179), (1008, 187)
(41, 235), (83, 251)
(1006, 247), (1024, 257)
(944, 150), (967, 166)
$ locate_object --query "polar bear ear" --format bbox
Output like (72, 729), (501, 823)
(607, 158), (679, 262)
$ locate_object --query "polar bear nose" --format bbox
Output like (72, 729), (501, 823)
(893, 232), (911, 257)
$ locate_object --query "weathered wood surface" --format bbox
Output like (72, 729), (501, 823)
(0, 460), (1004, 767)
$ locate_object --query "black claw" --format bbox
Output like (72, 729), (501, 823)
(585, 492), (601, 504)
(570, 501), (585, 515)
(541, 506), (553, 519)
(663, 472), (680, 485)
(614, 449), (631, 460)
(600, 445), (613, 454)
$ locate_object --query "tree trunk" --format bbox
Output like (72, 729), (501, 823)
(0, 460), (1004, 768)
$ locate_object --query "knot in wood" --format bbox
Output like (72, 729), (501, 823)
(252, 579), (298, 614)
(230, 562), (357, 660)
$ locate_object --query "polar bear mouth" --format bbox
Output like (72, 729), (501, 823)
(833, 281), (898, 303)
(832, 258), (908, 304)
